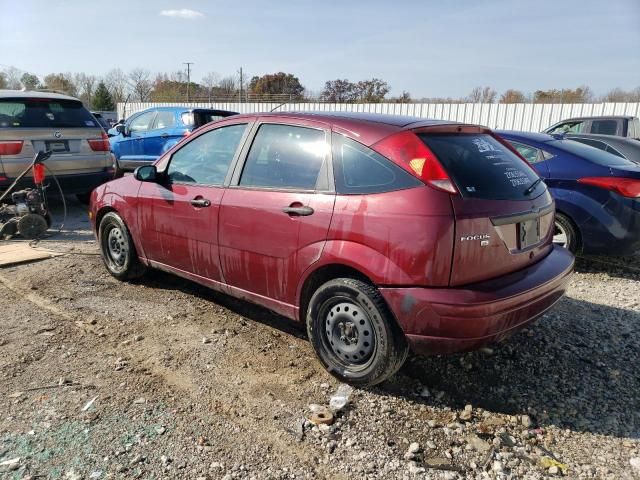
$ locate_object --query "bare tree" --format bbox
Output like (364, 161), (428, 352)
(43, 73), (77, 96)
(74, 73), (97, 107)
(218, 76), (237, 96)
(499, 89), (527, 103)
(467, 86), (497, 103)
(201, 72), (220, 101)
(3, 66), (22, 89)
(601, 87), (640, 102)
(104, 68), (129, 104)
(128, 68), (152, 102)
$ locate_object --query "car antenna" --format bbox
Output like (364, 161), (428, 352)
(270, 103), (286, 112)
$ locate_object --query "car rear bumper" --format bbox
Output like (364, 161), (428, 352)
(380, 245), (574, 356)
(580, 196), (640, 255)
(0, 170), (114, 195)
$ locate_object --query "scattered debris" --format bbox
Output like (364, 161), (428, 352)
(309, 407), (334, 426)
(466, 433), (491, 453)
(82, 395), (98, 412)
(539, 457), (568, 474)
(329, 384), (353, 412)
(459, 404), (473, 421)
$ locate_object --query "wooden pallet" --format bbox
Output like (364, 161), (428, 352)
(0, 243), (63, 267)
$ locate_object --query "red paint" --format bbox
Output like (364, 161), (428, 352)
(90, 112), (574, 358)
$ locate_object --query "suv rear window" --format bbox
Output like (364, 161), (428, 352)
(419, 134), (544, 200)
(0, 98), (97, 128)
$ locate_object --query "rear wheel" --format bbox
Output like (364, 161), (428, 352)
(553, 213), (580, 254)
(306, 278), (409, 387)
(98, 212), (146, 280)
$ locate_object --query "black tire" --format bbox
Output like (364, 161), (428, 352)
(306, 278), (409, 387)
(554, 213), (580, 254)
(98, 212), (146, 280)
(76, 192), (91, 204)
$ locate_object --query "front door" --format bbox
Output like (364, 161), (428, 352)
(218, 121), (335, 309)
(137, 122), (250, 281)
(119, 111), (156, 161)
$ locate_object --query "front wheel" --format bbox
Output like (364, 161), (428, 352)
(98, 212), (146, 280)
(553, 213), (580, 254)
(306, 278), (409, 387)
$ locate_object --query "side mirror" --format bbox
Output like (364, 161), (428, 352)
(116, 124), (126, 135)
(134, 165), (158, 182)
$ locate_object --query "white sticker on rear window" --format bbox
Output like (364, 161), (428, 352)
(473, 138), (496, 152)
(85, 120), (95, 126)
(46, 113), (55, 120)
(504, 167), (528, 187)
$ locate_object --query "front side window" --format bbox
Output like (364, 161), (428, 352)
(167, 124), (247, 185)
(129, 112), (156, 133)
(332, 133), (420, 194)
(239, 124), (327, 190)
(549, 121), (585, 134)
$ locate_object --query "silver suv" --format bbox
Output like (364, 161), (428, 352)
(0, 90), (114, 201)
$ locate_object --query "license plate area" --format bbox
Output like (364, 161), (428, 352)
(518, 218), (540, 249)
(45, 140), (69, 153)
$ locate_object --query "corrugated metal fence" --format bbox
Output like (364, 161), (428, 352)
(118, 102), (640, 132)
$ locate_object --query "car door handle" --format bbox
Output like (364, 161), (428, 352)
(190, 198), (211, 208)
(282, 205), (314, 216)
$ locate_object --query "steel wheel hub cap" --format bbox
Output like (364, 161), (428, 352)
(325, 302), (374, 364)
(107, 227), (127, 266)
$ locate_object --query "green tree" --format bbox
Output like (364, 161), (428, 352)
(355, 78), (390, 102)
(93, 82), (115, 110)
(248, 72), (305, 99)
(320, 79), (358, 102)
(20, 72), (40, 90)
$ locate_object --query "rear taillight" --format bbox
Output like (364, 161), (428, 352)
(33, 163), (46, 184)
(372, 131), (458, 194)
(578, 177), (640, 198)
(0, 140), (24, 155)
(88, 132), (110, 152)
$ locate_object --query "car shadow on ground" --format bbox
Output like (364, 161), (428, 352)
(575, 254), (640, 281)
(384, 294), (640, 439)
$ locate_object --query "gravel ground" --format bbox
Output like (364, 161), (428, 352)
(0, 197), (639, 480)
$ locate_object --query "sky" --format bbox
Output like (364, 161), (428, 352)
(1, 0), (639, 98)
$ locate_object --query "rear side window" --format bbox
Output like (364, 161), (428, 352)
(509, 141), (543, 163)
(552, 139), (636, 167)
(0, 98), (97, 128)
(332, 133), (420, 194)
(167, 124), (247, 185)
(591, 119), (618, 135)
(240, 124), (326, 190)
(419, 134), (543, 200)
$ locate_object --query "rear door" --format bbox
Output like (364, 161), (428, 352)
(0, 97), (109, 181)
(218, 120), (335, 308)
(589, 119), (621, 136)
(419, 133), (554, 286)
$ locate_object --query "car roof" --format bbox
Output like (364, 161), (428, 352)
(496, 130), (557, 143)
(554, 115), (636, 122)
(0, 89), (81, 102)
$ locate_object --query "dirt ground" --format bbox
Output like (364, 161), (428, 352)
(0, 197), (639, 480)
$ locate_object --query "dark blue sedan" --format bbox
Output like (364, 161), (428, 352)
(109, 106), (237, 171)
(497, 131), (640, 255)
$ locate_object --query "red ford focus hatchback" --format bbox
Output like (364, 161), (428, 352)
(90, 112), (574, 386)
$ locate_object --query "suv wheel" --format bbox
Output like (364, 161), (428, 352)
(306, 278), (409, 387)
(98, 212), (146, 280)
(553, 213), (580, 254)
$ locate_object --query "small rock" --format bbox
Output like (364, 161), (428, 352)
(426, 440), (436, 449)
(133, 398), (145, 404)
(549, 465), (559, 475)
(630, 457), (640, 472)
(466, 434), (491, 453)
(202, 337), (211, 344)
(160, 455), (171, 466)
(521, 415), (532, 428)
(460, 404), (473, 421)
(492, 460), (503, 473)
(419, 386), (431, 398)
(134, 335), (144, 341)
(155, 426), (166, 435)
(407, 461), (425, 474)
(408, 442), (421, 454)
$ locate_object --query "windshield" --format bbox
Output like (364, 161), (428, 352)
(553, 139), (637, 167)
(0, 98), (98, 128)
(419, 133), (544, 200)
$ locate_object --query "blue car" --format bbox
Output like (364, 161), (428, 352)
(497, 131), (640, 255)
(109, 106), (237, 170)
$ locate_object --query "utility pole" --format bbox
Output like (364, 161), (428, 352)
(238, 67), (243, 103)
(183, 62), (194, 102)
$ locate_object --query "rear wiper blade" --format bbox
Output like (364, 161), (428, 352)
(524, 177), (543, 196)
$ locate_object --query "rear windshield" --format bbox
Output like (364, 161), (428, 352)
(0, 98), (97, 128)
(552, 139), (637, 167)
(419, 133), (544, 200)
